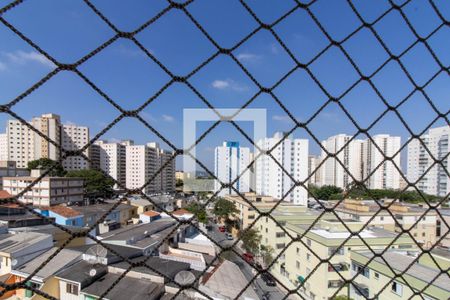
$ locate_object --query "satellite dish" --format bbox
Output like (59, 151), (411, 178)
(86, 245), (108, 258)
(89, 269), (97, 277)
(11, 259), (18, 267)
(174, 271), (195, 287)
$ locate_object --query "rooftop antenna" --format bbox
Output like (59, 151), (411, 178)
(85, 244), (107, 265)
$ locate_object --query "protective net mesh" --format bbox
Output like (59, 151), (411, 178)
(0, 0), (449, 299)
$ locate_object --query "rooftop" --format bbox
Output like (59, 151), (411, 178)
(201, 260), (258, 300)
(12, 247), (82, 282)
(56, 260), (107, 287)
(142, 210), (160, 217)
(355, 250), (450, 292)
(111, 256), (191, 279)
(0, 231), (51, 255)
(48, 205), (82, 218)
(81, 273), (164, 300)
(72, 202), (133, 217)
(0, 190), (12, 199)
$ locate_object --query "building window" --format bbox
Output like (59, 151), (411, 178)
(66, 283), (79, 295)
(391, 281), (403, 296)
(296, 261), (300, 269)
(307, 239), (311, 247)
(306, 253), (311, 261)
(276, 232), (285, 238)
(276, 243), (285, 249)
(374, 272), (380, 279)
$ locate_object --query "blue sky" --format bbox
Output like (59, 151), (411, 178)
(0, 0), (449, 171)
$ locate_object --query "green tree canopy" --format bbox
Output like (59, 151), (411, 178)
(186, 202), (207, 224)
(66, 169), (114, 198)
(213, 198), (239, 220)
(309, 185), (343, 200)
(239, 228), (262, 254)
(27, 158), (66, 177)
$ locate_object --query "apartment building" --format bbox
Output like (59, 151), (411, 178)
(363, 134), (402, 190)
(126, 143), (175, 195)
(307, 155), (322, 186)
(255, 132), (309, 206)
(0, 161), (30, 189)
(3, 114), (89, 170)
(317, 134), (401, 190)
(214, 141), (251, 196)
(0, 133), (7, 161)
(336, 199), (437, 248)
(90, 140), (133, 189)
(319, 134), (364, 189)
(407, 125), (450, 197)
(257, 207), (416, 300)
(2, 171), (84, 206)
(61, 124), (89, 170)
(350, 250), (450, 300)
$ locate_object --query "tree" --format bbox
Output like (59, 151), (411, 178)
(66, 169), (114, 198)
(213, 198), (238, 220)
(176, 178), (183, 187)
(186, 202), (207, 224)
(239, 228), (262, 254)
(28, 158), (66, 177)
(260, 244), (275, 265)
(309, 185), (343, 200)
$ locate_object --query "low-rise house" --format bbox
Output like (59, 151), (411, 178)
(350, 250), (450, 300)
(72, 202), (136, 229)
(55, 260), (108, 300)
(37, 205), (84, 227)
(437, 208), (450, 247)
(99, 219), (184, 256)
(9, 247), (82, 299)
(10, 225), (89, 248)
(0, 202), (55, 228)
(198, 260), (259, 300)
(171, 209), (194, 221)
(80, 273), (164, 300)
(159, 247), (207, 271)
(128, 196), (154, 215)
(0, 231), (53, 276)
(139, 210), (161, 223)
(336, 199), (437, 248)
(2, 171), (84, 206)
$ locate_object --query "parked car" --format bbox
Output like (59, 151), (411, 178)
(218, 226), (226, 232)
(261, 272), (276, 286)
(225, 232), (233, 240)
(242, 252), (254, 264)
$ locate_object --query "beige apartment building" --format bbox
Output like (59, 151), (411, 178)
(2, 171), (84, 206)
(223, 192), (304, 230)
(350, 250), (450, 300)
(336, 199), (437, 248)
(257, 207), (416, 300)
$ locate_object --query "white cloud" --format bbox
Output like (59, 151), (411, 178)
(270, 43), (280, 55)
(63, 121), (76, 126)
(162, 114), (175, 122)
(0, 61), (6, 71)
(211, 79), (248, 92)
(236, 52), (262, 62)
(212, 79), (230, 89)
(272, 115), (292, 123)
(3, 50), (55, 68)
(140, 111), (157, 122)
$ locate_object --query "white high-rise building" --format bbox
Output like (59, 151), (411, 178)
(308, 155), (322, 186)
(62, 124), (90, 170)
(126, 143), (175, 194)
(0, 133), (7, 161)
(407, 126), (450, 197)
(91, 140), (133, 189)
(255, 132), (309, 206)
(3, 114), (89, 170)
(214, 141), (251, 196)
(319, 134), (364, 189)
(363, 134), (402, 190)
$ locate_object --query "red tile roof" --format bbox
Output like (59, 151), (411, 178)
(0, 190), (12, 199)
(172, 209), (191, 216)
(49, 205), (82, 218)
(143, 210), (160, 217)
